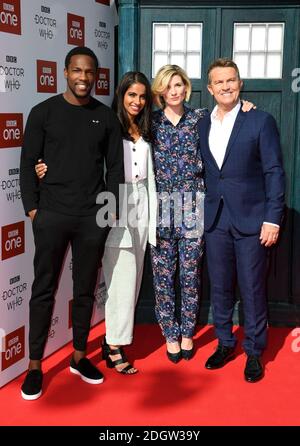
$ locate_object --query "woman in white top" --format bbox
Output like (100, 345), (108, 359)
(35, 72), (156, 375)
(102, 72), (156, 374)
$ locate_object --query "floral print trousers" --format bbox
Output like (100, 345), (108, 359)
(151, 236), (205, 342)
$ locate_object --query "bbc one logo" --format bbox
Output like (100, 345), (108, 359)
(95, 68), (110, 96)
(0, 0), (21, 35)
(67, 13), (84, 46)
(36, 60), (57, 93)
(1, 221), (24, 260)
(0, 113), (23, 149)
(95, 0), (110, 5)
(1, 326), (25, 371)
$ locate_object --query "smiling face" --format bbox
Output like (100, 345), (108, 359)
(162, 74), (187, 108)
(123, 82), (147, 120)
(64, 54), (96, 104)
(207, 66), (243, 111)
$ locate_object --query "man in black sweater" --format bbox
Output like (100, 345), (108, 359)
(20, 46), (124, 400)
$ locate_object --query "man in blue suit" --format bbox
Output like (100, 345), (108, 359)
(198, 58), (285, 382)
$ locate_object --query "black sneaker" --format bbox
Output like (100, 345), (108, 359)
(70, 357), (104, 384)
(21, 369), (43, 400)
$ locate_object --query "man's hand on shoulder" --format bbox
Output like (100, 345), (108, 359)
(260, 223), (280, 247)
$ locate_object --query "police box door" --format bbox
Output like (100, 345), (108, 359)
(138, 4), (299, 324)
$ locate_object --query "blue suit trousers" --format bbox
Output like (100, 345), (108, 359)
(205, 201), (268, 356)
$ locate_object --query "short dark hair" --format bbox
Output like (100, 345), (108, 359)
(64, 46), (99, 70)
(207, 58), (240, 84)
(112, 72), (153, 143)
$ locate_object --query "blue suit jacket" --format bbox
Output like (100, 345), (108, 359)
(197, 107), (285, 234)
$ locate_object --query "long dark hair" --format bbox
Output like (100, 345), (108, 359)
(112, 72), (152, 142)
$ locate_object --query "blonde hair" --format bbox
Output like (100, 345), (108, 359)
(152, 64), (192, 109)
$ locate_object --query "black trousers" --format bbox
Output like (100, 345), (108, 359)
(29, 209), (109, 360)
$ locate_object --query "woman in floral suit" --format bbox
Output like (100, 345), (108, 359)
(151, 65), (206, 363)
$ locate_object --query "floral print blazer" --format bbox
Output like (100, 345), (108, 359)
(152, 106), (207, 239)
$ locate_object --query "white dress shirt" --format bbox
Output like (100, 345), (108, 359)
(208, 101), (279, 228)
(209, 101), (241, 169)
(123, 137), (149, 183)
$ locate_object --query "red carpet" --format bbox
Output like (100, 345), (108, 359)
(0, 323), (299, 426)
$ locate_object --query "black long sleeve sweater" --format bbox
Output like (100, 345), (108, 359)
(20, 94), (124, 216)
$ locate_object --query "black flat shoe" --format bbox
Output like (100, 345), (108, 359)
(181, 347), (194, 361)
(166, 349), (182, 363)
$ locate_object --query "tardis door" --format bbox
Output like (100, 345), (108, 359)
(220, 8), (299, 325)
(139, 7), (216, 109)
(137, 3), (300, 325)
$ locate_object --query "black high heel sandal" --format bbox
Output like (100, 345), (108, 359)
(102, 337), (138, 375)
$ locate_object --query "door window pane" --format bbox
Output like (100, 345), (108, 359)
(234, 26), (250, 51)
(186, 54), (201, 78)
(170, 53), (185, 67)
(171, 25), (185, 51)
(250, 54), (265, 77)
(233, 54), (249, 78)
(233, 23), (284, 78)
(154, 25), (169, 52)
(251, 26), (266, 51)
(266, 54), (282, 78)
(187, 25), (201, 51)
(152, 23), (202, 78)
(268, 25), (283, 51)
(153, 53), (169, 77)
